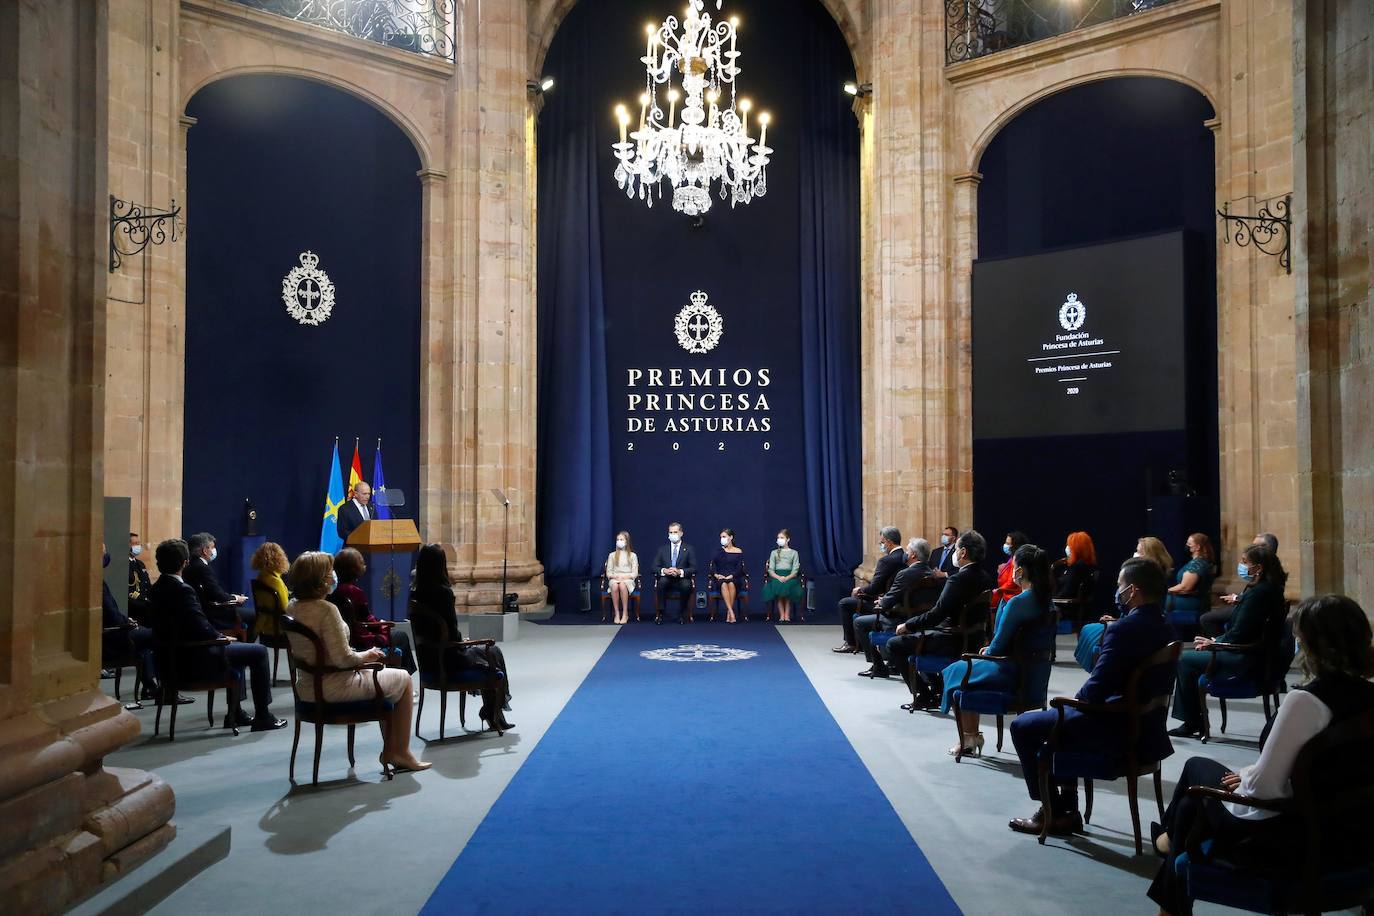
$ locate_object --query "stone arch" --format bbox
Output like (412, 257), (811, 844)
(528, 0), (866, 83)
(967, 69), (1218, 174)
(182, 66), (434, 171)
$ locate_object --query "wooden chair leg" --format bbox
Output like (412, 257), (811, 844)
(996, 715), (1005, 752)
(207, 689), (215, 727)
(1198, 683), (1212, 743)
(633, 595), (641, 621)
(1153, 766), (1165, 820)
(312, 720), (324, 785)
(169, 693), (179, 741)
(347, 724), (356, 768)
(114, 666), (123, 700)
(439, 689), (447, 741)
(1083, 779), (1095, 824)
(415, 687), (425, 738)
(154, 695), (164, 736)
(600, 593), (608, 623)
(952, 701), (967, 762)
(289, 718), (301, 781)
(1262, 691), (1271, 720)
(1037, 762), (1052, 845)
(272, 646), (280, 685)
(459, 690), (467, 728)
(1219, 697), (1228, 734)
(1127, 773), (1143, 855)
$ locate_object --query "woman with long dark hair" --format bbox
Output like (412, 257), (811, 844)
(940, 543), (1056, 758)
(411, 543), (514, 732)
(1148, 594), (1374, 914)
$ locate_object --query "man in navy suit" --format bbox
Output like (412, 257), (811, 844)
(149, 538), (286, 731)
(651, 521), (697, 624)
(930, 526), (960, 577)
(184, 531), (254, 635)
(1008, 558), (1175, 837)
(832, 527), (906, 653)
(336, 480), (374, 543)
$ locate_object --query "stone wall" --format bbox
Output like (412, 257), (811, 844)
(1, 2), (174, 910)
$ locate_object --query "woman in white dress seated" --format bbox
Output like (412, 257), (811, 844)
(605, 531), (639, 625)
(286, 551), (431, 775)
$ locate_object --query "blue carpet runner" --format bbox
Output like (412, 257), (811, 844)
(421, 624), (960, 914)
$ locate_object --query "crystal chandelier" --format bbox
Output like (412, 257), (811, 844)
(612, 0), (773, 217)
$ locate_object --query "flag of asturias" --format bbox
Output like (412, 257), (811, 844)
(372, 440), (392, 520)
(319, 439), (345, 553)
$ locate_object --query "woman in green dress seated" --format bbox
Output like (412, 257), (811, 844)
(762, 528), (803, 622)
(1164, 531), (1217, 637)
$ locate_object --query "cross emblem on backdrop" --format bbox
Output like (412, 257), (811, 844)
(688, 314), (710, 340)
(296, 279), (321, 311)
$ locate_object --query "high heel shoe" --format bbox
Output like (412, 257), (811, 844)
(380, 753), (432, 779)
(948, 732), (985, 758)
(479, 711), (514, 735)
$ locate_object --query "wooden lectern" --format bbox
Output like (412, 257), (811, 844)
(345, 520), (422, 553)
(346, 520), (422, 621)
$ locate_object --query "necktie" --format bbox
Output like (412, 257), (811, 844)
(672, 545), (678, 568)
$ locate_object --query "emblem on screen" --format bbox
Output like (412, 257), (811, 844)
(282, 250), (335, 326)
(674, 290), (724, 355)
(1058, 293), (1086, 332)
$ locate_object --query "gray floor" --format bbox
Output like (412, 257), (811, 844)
(101, 622), (1282, 914)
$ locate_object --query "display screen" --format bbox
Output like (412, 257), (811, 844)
(972, 231), (1188, 440)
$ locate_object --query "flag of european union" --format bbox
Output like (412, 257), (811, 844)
(319, 440), (345, 553)
(372, 441), (392, 520)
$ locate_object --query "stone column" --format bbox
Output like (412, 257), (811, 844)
(857, 0), (959, 574)
(441, 0), (546, 611)
(0, 1), (174, 911)
(1292, 0), (1374, 606)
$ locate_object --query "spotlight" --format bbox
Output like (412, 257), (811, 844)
(843, 81), (872, 98)
(527, 76), (555, 94)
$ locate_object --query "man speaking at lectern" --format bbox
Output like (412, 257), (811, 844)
(337, 481), (374, 542)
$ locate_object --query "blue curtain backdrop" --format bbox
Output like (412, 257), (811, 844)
(184, 76), (421, 567)
(536, 0), (861, 612)
(972, 77), (1219, 601)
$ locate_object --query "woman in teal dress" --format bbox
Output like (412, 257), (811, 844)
(940, 543), (1055, 757)
(1164, 531), (1217, 638)
(762, 528), (803, 621)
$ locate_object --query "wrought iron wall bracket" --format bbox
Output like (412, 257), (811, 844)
(109, 195), (183, 273)
(1217, 193), (1291, 275)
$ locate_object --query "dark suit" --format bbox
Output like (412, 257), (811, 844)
(336, 499), (375, 543)
(102, 581), (156, 680)
(148, 574), (273, 715)
(127, 556), (153, 625)
(185, 555), (256, 635)
(651, 542), (697, 619)
(932, 543), (959, 576)
(838, 546), (906, 646)
(855, 560), (936, 665)
(1010, 601), (1175, 813)
(885, 563), (993, 686)
(1172, 579), (1285, 727)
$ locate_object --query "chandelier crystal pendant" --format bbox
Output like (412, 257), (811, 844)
(612, 0), (773, 217)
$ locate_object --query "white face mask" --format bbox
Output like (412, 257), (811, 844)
(940, 535), (950, 546)
(130, 544), (142, 556)
(615, 538), (626, 549)
(776, 537), (787, 548)
(720, 536), (730, 547)
(668, 532), (681, 544)
(1065, 546), (1072, 560)
(209, 546), (218, 562)
(328, 572), (339, 592)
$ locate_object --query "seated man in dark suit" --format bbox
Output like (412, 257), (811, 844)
(886, 529), (993, 704)
(127, 532), (154, 625)
(930, 526), (960, 577)
(856, 538), (940, 678)
(832, 526), (906, 653)
(1007, 557), (1174, 837)
(336, 480), (375, 543)
(148, 538), (286, 731)
(184, 531), (254, 635)
(651, 521), (697, 624)
(99, 544), (169, 703)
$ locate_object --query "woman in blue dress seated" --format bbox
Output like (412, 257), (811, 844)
(1073, 535), (1173, 672)
(941, 543), (1055, 758)
(710, 528), (746, 623)
(1163, 531), (1216, 638)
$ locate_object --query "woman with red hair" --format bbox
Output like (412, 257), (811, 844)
(1054, 530), (1098, 602)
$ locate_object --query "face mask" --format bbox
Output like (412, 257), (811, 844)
(776, 537), (787, 548)
(1237, 562), (1251, 580)
(1114, 585), (1133, 614)
(1133, 551), (1142, 558)
(721, 537), (730, 547)
(668, 533), (681, 544)
(1065, 547), (1072, 560)
(102, 551), (110, 568)
(130, 544), (142, 557)
(209, 547), (218, 562)
(1003, 544), (1011, 556)
(940, 535), (950, 546)
(878, 542), (887, 554)
(615, 538), (626, 549)
(328, 572), (339, 592)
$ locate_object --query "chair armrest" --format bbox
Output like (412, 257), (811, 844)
(177, 636), (234, 647)
(455, 638), (495, 648)
(1200, 640), (1260, 654)
(1049, 696), (1122, 715)
(103, 624), (136, 633)
(1185, 785), (1288, 812)
(358, 621), (393, 631)
(970, 653), (1010, 661)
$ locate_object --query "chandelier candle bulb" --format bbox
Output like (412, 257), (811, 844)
(616, 104), (629, 144)
(639, 92), (649, 129)
(667, 88), (679, 128)
(757, 112), (769, 149)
